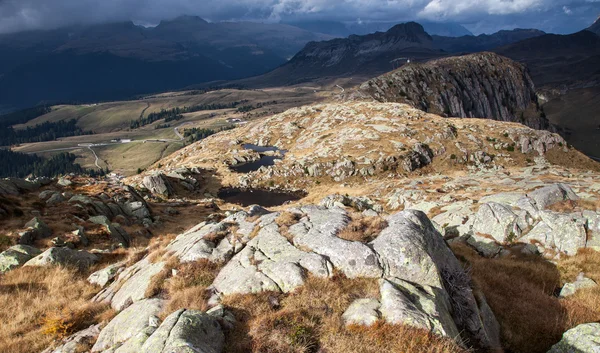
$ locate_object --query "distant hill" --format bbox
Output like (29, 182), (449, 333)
(432, 29), (546, 53)
(249, 22), (444, 85)
(495, 30), (600, 87)
(0, 17), (330, 109)
(285, 20), (473, 37)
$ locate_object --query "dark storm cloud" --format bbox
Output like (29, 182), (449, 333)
(0, 0), (598, 34)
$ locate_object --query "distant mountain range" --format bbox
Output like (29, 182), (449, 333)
(0, 16), (330, 108)
(284, 20), (474, 38)
(495, 30), (600, 87)
(1, 15), (599, 110)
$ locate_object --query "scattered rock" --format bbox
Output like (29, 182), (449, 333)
(24, 247), (98, 269)
(560, 273), (598, 298)
(342, 298), (380, 326)
(548, 323), (600, 353)
(0, 245), (42, 273)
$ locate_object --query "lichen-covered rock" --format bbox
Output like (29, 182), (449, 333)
(0, 245), (42, 273)
(289, 206), (382, 278)
(528, 183), (579, 210)
(24, 247), (98, 269)
(140, 309), (224, 353)
(371, 210), (501, 349)
(42, 324), (101, 353)
(472, 202), (521, 243)
(88, 262), (126, 288)
(560, 273), (598, 298)
(93, 257), (165, 311)
(91, 299), (164, 352)
(524, 211), (587, 256)
(142, 174), (173, 198)
(547, 323), (600, 353)
(342, 298), (381, 326)
(19, 217), (52, 244)
(213, 220), (331, 295)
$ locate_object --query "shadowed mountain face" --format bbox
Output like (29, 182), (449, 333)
(432, 29), (546, 53)
(589, 16), (600, 35)
(357, 52), (551, 131)
(0, 16), (330, 109)
(495, 30), (600, 88)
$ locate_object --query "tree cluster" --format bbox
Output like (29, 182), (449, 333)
(0, 149), (104, 178)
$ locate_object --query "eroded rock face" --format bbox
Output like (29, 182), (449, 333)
(548, 323), (600, 353)
(359, 52), (552, 131)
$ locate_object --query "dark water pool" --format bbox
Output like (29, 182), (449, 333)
(217, 188), (306, 207)
(231, 144), (287, 173)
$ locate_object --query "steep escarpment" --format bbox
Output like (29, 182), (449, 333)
(357, 52), (552, 131)
(588, 16), (600, 36)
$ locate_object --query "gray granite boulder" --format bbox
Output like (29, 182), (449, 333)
(547, 323), (600, 353)
(289, 206), (382, 278)
(24, 247), (98, 269)
(0, 245), (42, 272)
(42, 324), (101, 353)
(528, 183), (578, 210)
(88, 262), (126, 288)
(560, 273), (598, 298)
(140, 309), (224, 353)
(524, 211), (587, 256)
(342, 298), (381, 326)
(93, 257), (165, 311)
(91, 299), (164, 352)
(142, 174), (173, 198)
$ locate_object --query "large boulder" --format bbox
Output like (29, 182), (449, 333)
(143, 173), (173, 198)
(88, 262), (126, 288)
(472, 202), (521, 243)
(24, 247), (98, 269)
(528, 183), (578, 210)
(91, 298), (164, 352)
(523, 211), (587, 256)
(289, 206), (383, 278)
(19, 217), (52, 245)
(547, 323), (600, 353)
(93, 257), (165, 311)
(370, 210), (501, 350)
(0, 245), (42, 273)
(140, 309), (224, 353)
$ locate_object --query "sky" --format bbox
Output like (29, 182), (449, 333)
(0, 0), (598, 35)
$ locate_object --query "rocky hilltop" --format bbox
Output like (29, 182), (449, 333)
(432, 29), (545, 53)
(356, 52), (552, 130)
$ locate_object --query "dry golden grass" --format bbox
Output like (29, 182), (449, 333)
(276, 212), (302, 243)
(221, 273), (466, 353)
(162, 259), (223, 316)
(337, 214), (388, 243)
(547, 199), (600, 213)
(144, 256), (180, 298)
(451, 243), (600, 353)
(0, 266), (113, 353)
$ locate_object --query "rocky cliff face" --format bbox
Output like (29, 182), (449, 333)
(357, 52), (553, 131)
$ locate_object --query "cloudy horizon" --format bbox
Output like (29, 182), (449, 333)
(0, 0), (598, 35)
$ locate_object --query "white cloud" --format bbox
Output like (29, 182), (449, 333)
(563, 5), (572, 14)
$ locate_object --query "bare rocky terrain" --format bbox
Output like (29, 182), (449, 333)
(2, 45), (600, 353)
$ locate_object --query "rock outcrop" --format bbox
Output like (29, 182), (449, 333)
(548, 323), (600, 353)
(358, 52), (553, 131)
(97, 203), (502, 350)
